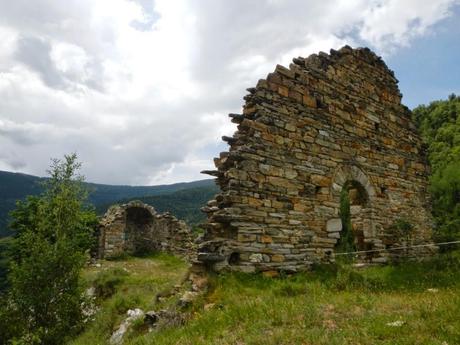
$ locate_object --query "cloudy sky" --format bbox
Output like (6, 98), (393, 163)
(0, 0), (459, 185)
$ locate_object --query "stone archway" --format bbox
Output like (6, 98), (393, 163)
(327, 165), (380, 261)
(341, 180), (370, 252)
(124, 206), (155, 255)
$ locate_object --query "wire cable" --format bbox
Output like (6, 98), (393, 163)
(333, 240), (460, 256)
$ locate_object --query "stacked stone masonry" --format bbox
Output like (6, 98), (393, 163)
(199, 46), (436, 273)
(98, 201), (193, 259)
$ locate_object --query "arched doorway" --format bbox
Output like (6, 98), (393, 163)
(124, 207), (154, 255)
(336, 180), (370, 254)
(329, 165), (377, 261)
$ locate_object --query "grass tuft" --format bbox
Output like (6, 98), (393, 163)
(93, 268), (129, 299)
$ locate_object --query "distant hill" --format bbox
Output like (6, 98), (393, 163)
(96, 185), (219, 226)
(0, 170), (217, 237)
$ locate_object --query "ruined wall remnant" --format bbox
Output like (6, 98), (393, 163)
(98, 201), (193, 258)
(198, 46), (435, 273)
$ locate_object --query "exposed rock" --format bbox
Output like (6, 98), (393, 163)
(82, 287), (98, 324)
(204, 303), (216, 311)
(386, 320), (405, 327)
(178, 291), (199, 307)
(189, 272), (209, 292)
(144, 310), (159, 326)
(110, 308), (144, 345)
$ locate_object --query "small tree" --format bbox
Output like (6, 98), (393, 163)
(389, 218), (415, 257)
(0, 153), (97, 345)
(336, 186), (356, 262)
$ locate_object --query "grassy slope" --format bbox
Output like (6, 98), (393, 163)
(72, 253), (460, 345)
(70, 254), (189, 345)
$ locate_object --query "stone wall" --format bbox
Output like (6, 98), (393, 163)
(97, 201), (193, 258)
(198, 46), (435, 273)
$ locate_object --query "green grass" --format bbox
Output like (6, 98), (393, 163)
(70, 252), (460, 345)
(69, 253), (189, 345)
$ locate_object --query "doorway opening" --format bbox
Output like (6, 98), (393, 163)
(124, 207), (154, 255)
(335, 180), (369, 256)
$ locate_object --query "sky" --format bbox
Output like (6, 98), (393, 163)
(0, 0), (459, 186)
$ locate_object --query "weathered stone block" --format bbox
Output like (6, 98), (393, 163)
(260, 235), (273, 243)
(271, 254), (285, 262)
(238, 233), (257, 242)
(311, 174), (331, 187)
(302, 94), (317, 108)
(326, 218), (342, 232)
(249, 253), (263, 263)
(278, 86), (289, 97)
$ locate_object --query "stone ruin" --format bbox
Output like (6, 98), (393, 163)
(198, 46), (435, 273)
(97, 201), (193, 259)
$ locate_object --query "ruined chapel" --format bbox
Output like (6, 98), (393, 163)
(198, 46), (435, 273)
(97, 201), (193, 259)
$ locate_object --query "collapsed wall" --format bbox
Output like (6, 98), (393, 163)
(198, 46), (435, 273)
(97, 201), (193, 258)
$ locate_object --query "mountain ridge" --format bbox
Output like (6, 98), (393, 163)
(0, 170), (216, 237)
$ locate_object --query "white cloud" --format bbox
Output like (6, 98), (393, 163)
(359, 0), (457, 53)
(0, 0), (457, 184)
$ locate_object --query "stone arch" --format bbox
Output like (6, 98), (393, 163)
(124, 206), (155, 255)
(330, 165), (376, 200)
(327, 165), (378, 260)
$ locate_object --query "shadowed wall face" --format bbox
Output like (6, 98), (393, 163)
(199, 46), (435, 273)
(124, 207), (155, 254)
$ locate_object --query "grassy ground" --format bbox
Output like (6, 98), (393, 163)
(69, 253), (189, 345)
(71, 252), (460, 345)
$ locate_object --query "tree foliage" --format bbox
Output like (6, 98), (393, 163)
(413, 94), (460, 245)
(0, 154), (97, 344)
(336, 185), (355, 257)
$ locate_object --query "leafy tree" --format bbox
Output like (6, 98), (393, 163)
(413, 94), (460, 248)
(0, 154), (97, 344)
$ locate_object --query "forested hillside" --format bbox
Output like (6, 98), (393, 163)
(96, 185), (219, 226)
(0, 172), (44, 236)
(0, 171), (216, 237)
(413, 94), (460, 244)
